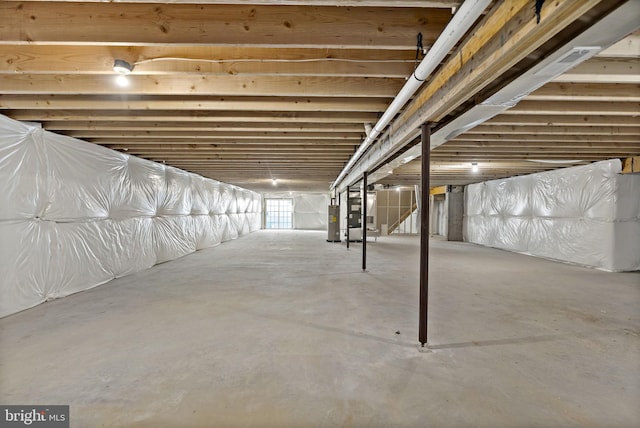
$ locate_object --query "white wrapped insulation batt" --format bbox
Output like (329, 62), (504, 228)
(293, 193), (330, 230)
(464, 159), (640, 272)
(263, 193), (329, 230)
(0, 114), (261, 317)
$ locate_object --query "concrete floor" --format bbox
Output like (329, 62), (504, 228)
(1, 230), (639, 428)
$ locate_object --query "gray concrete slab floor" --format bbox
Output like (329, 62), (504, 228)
(1, 230), (639, 427)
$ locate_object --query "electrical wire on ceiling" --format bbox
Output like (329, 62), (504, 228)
(413, 32), (427, 82)
(133, 57), (414, 65)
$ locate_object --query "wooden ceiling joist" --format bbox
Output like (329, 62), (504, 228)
(42, 121), (365, 132)
(1, 0), (637, 192)
(3, 110), (380, 124)
(0, 46), (415, 78)
(89, 138), (362, 145)
(64, 130), (360, 139)
(0, 2), (450, 49)
(484, 115), (640, 127)
(0, 75), (403, 97)
(0, 95), (392, 112)
(13, 1), (462, 7)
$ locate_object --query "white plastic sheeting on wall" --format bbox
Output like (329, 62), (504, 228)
(0, 114), (261, 317)
(293, 193), (330, 230)
(263, 193), (329, 230)
(464, 159), (640, 272)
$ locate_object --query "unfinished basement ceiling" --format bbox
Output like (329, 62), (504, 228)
(0, 0), (638, 192)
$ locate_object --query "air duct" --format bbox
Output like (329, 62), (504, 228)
(331, 0), (493, 190)
(361, 1), (640, 187)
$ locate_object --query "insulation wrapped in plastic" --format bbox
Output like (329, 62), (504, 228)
(263, 193), (329, 230)
(464, 159), (640, 272)
(293, 194), (330, 230)
(0, 114), (261, 317)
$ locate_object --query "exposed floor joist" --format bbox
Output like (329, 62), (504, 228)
(0, 0), (638, 191)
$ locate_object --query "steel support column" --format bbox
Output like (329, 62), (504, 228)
(419, 123), (431, 347)
(362, 171), (367, 271)
(346, 185), (350, 249)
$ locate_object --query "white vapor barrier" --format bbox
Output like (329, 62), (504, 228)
(0, 114), (261, 317)
(464, 159), (640, 272)
(293, 193), (330, 230)
(263, 192), (329, 230)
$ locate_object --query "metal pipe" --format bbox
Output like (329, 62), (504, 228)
(331, 0), (492, 191)
(362, 171), (367, 271)
(419, 123), (431, 347)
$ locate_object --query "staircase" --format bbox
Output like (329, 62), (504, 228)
(388, 202), (417, 234)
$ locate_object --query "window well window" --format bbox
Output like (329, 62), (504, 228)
(265, 198), (293, 229)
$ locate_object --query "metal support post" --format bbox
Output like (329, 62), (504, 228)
(419, 123), (431, 347)
(346, 185), (350, 249)
(362, 171), (367, 271)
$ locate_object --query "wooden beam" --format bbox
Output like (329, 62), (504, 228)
(156, 158), (346, 162)
(526, 83), (640, 102)
(439, 143), (640, 150)
(63, 130), (360, 139)
(339, 0), (617, 189)
(124, 154), (350, 160)
(12, 1), (462, 8)
(599, 32), (640, 58)
(0, 75), (403, 97)
(450, 134), (638, 143)
(433, 148), (639, 155)
(0, 45), (414, 72)
(89, 138), (361, 145)
(107, 143), (357, 150)
(111, 146), (357, 152)
(401, 0), (605, 123)
(190, 164), (338, 168)
(428, 154), (632, 160)
(429, 185), (446, 195)
(0, 95), (392, 112)
(466, 125), (640, 136)
(0, 45), (414, 78)
(0, 2), (450, 49)
(484, 114), (640, 127)
(43, 121), (365, 132)
(506, 100), (640, 116)
(553, 58), (640, 83)
(621, 156), (640, 173)
(146, 154), (350, 159)
(3, 109), (380, 123)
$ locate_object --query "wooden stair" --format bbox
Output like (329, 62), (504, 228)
(388, 202), (417, 234)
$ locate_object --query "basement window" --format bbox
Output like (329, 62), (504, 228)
(265, 198), (293, 229)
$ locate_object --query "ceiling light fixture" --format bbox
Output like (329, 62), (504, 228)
(272, 178), (278, 186)
(113, 59), (133, 74)
(471, 162), (479, 172)
(113, 59), (133, 87)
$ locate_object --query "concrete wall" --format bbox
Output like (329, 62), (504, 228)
(446, 187), (464, 242)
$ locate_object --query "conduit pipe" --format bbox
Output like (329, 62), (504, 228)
(331, 0), (492, 190)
